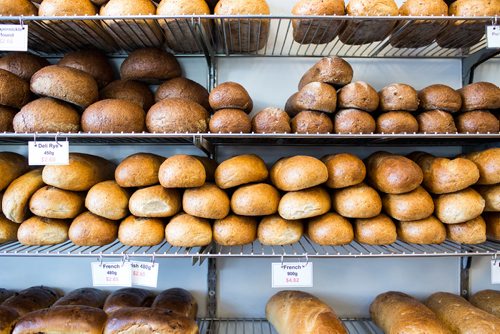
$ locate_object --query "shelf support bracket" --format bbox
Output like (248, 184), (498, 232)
(461, 48), (500, 85)
(460, 256), (472, 299)
(207, 258), (217, 331)
(193, 135), (214, 158)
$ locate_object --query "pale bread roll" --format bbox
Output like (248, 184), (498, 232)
(182, 183), (230, 219)
(85, 181), (130, 220)
(129, 185), (181, 218)
(278, 187), (331, 220)
(258, 215), (303, 246)
(476, 185), (500, 212)
(118, 216), (165, 246)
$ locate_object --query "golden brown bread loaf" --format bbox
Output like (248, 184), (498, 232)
(115, 153), (165, 188)
(266, 290), (348, 334)
(418, 84), (462, 113)
(397, 216), (447, 244)
(291, 111), (334, 134)
(291, 0), (345, 44)
(155, 77), (210, 111)
(0, 0), (37, 16)
(484, 212), (500, 241)
(231, 183), (280, 216)
(103, 288), (155, 314)
(370, 291), (451, 334)
(299, 57), (353, 90)
(213, 214), (257, 246)
(120, 48), (181, 84)
(52, 288), (108, 308)
(17, 216), (69, 246)
(383, 186), (434, 221)
(151, 288), (197, 320)
(129, 185), (181, 218)
(2, 286), (59, 316)
(0, 106), (15, 132)
(85, 181), (130, 220)
(159, 155), (207, 188)
(271, 155), (328, 191)
(337, 81), (379, 112)
(475, 185), (499, 212)
(334, 109), (376, 134)
(103, 307), (198, 334)
(42, 153), (115, 192)
(252, 107), (291, 133)
(410, 152), (480, 194)
(0, 52), (49, 82)
(30, 65), (99, 108)
(38, 0), (97, 15)
(434, 188), (485, 224)
(209, 109), (252, 133)
(279, 187), (331, 220)
(308, 212), (354, 246)
(458, 82), (500, 112)
(100, 80), (154, 111)
(465, 148), (500, 185)
(0, 152), (28, 191)
(14, 97), (80, 133)
(367, 152), (423, 194)
(376, 111), (419, 134)
(118, 216), (165, 247)
(354, 214), (397, 245)
(182, 183), (230, 219)
(446, 216), (487, 244)
(82, 99), (146, 133)
(294, 82), (337, 114)
(165, 213), (212, 247)
(2, 169), (44, 224)
(427, 292), (500, 333)
(322, 153), (366, 189)
(146, 98), (209, 133)
(69, 211), (118, 246)
(379, 83), (420, 112)
(417, 110), (457, 134)
(470, 290), (500, 317)
(333, 183), (382, 218)
(257, 215), (303, 246)
(0, 305), (18, 334)
(0, 69), (30, 109)
(29, 186), (84, 219)
(209, 82), (253, 113)
(58, 49), (114, 88)
(215, 154), (268, 189)
(0, 212), (18, 243)
(457, 111), (500, 134)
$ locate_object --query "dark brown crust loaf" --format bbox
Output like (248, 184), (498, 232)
(458, 82), (500, 112)
(103, 288), (155, 314)
(0, 52), (49, 82)
(100, 80), (154, 111)
(456, 111), (499, 134)
(294, 82), (337, 113)
(52, 288), (109, 308)
(0, 106), (16, 132)
(0, 69), (30, 109)
(299, 56), (354, 89)
(82, 99), (146, 133)
(0, 289), (15, 303)
(152, 288), (197, 320)
(252, 107), (291, 133)
(292, 110), (333, 134)
(417, 110), (457, 133)
(418, 84), (462, 113)
(120, 48), (181, 84)
(115, 153), (165, 188)
(2, 286), (59, 316)
(338, 81), (379, 112)
(209, 82), (253, 113)
(285, 92), (301, 117)
(146, 98), (209, 133)
(155, 77), (210, 110)
(0, 305), (18, 334)
(334, 109), (376, 134)
(376, 111), (419, 134)
(379, 83), (419, 112)
(58, 49), (115, 88)
(209, 109), (252, 133)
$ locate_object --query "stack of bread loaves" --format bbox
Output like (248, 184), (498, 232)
(417, 83), (460, 133)
(376, 83), (419, 134)
(456, 82), (500, 134)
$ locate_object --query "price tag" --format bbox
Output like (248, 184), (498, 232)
(0, 24), (28, 51)
(272, 262), (313, 288)
(486, 25), (500, 49)
(91, 262), (132, 287)
(28, 141), (69, 166)
(491, 260), (500, 284)
(131, 261), (159, 288)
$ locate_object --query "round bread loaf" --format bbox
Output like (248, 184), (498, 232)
(0, 52), (49, 81)
(367, 152), (423, 194)
(434, 188), (485, 224)
(100, 80), (154, 110)
(383, 186), (435, 222)
(354, 214), (397, 245)
(285, 92), (301, 117)
(183, 183), (230, 219)
(146, 98), (209, 133)
(215, 154), (268, 189)
(30, 65), (99, 108)
(82, 99), (145, 133)
(0, 0), (37, 15)
(0, 69), (30, 109)
(294, 82), (337, 113)
(52, 288), (109, 308)
(2, 169), (44, 224)
(231, 183), (280, 216)
(321, 153), (366, 189)
(29, 186), (84, 219)
(58, 49), (114, 88)
(14, 97), (80, 133)
(129, 185), (181, 218)
(379, 83), (419, 112)
(17, 217), (69, 246)
(465, 148), (500, 185)
(85, 181), (130, 220)
(418, 84), (462, 113)
(120, 48), (181, 84)
(278, 187), (330, 220)
(118, 216), (165, 246)
(42, 153), (115, 192)
(334, 109), (376, 134)
(155, 77), (210, 110)
(252, 107), (291, 133)
(209, 109), (252, 133)
(476, 185), (500, 212)
(298, 56), (353, 89)
(257, 215), (303, 246)
(270, 155), (328, 191)
(458, 82), (500, 111)
(115, 153), (165, 188)
(399, 0), (448, 16)
(0, 152), (28, 191)
(417, 110), (457, 133)
(0, 287), (15, 303)
(69, 211), (118, 246)
(376, 111), (419, 134)
(332, 183), (382, 219)
(151, 288), (198, 320)
(165, 213), (212, 247)
(308, 212), (354, 246)
(159, 155), (206, 188)
(484, 212), (500, 241)
(291, 110), (334, 134)
(213, 214), (257, 246)
(338, 81), (379, 112)
(38, 0), (97, 15)
(397, 216), (446, 244)
(446, 216), (487, 244)
(209, 82), (253, 113)
(470, 290), (500, 317)
(457, 110), (499, 134)
(2, 286), (60, 317)
(0, 106), (16, 132)
(0, 213), (19, 243)
(103, 288), (155, 314)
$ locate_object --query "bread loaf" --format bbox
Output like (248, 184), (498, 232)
(2, 286), (59, 316)
(17, 216), (69, 246)
(434, 188), (485, 224)
(103, 288), (155, 314)
(418, 84), (462, 113)
(0, 0), (36, 16)
(294, 82), (337, 113)
(475, 185), (499, 212)
(100, 80), (154, 111)
(0, 305), (18, 334)
(470, 290), (500, 317)
(0, 289), (15, 303)
(308, 212), (354, 246)
(215, 154), (268, 189)
(383, 186), (434, 221)
(209, 109), (252, 133)
(209, 82), (253, 113)
(484, 212), (499, 241)
(397, 216), (447, 244)
(370, 291), (451, 334)
(426, 292), (500, 333)
(0, 69), (30, 109)
(115, 153), (165, 188)
(231, 183), (280, 216)
(266, 290), (347, 334)
(118, 216), (165, 246)
(152, 288), (197, 319)
(252, 107), (291, 134)
(146, 98), (209, 133)
(322, 153), (366, 189)
(334, 109), (376, 134)
(38, 0), (96, 15)
(59, 49), (114, 88)
(0, 152), (28, 191)
(446, 216), (487, 244)
(213, 214), (257, 246)
(285, 92), (302, 117)
(165, 213), (212, 247)
(0, 52), (49, 82)
(86, 181), (130, 220)
(29, 186), (85, 219)
(0, 106), (15, 132)
(271, 156), (328, 191)
(458, 82), (500, 112)
(159, 155), (207, 188)
(278, 187), (329, 220)
(129, 185), (181, 218)
(82, 99), (146, 133)
(183, 183), (230, 219)
(291, 110), (334, 134)
(465, 148), (500, 185)
(120, 48), (180, 84)
(42, 153), (115, 191)
(299, 57), (353, 89)
(354, 214), (397, 245)
(257, 215), (303, 245)
(379, 83), (419, 112)
(0, 213), (19, 243)
(338, 81), (379, 112)
(155, 77), (210, 110)
(332, 183), (382, 218)
(376, 111), (419, 134)
(69, 211), (117, 246)
(52, 288), (108, 308)
(457, 110), (500, 134)
(417, 110), (457, 133)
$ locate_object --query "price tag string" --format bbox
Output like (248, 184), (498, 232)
(151, 253), (156, 268)
(493, 253), (498, 266)
(280, 254), (309, 268)
(98, 254), (103, 267)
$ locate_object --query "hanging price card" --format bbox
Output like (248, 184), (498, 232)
(491, 260), (500, 284)
(131, 261), (159, 288)
(91, 262), (132, 287)
(486, 26), (500, 48)
(272, 262), (313, 288)
(0, 25), (28, 51)
(28, 141), (69, 166)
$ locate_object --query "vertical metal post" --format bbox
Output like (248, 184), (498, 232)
(460, 256), (472, 299)
(461, 48), (500, 85)
(207, 258), (217, 333)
